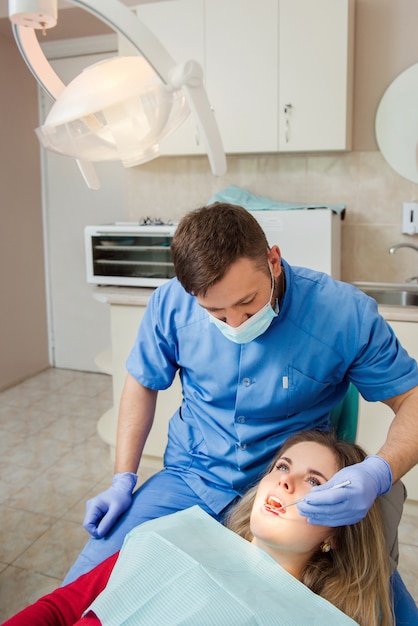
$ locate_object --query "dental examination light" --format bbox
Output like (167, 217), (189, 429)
(8, 0), (227, 189)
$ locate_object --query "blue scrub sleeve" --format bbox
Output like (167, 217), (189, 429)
(126, 287), (178, 390)
(348, 298), (418, 402)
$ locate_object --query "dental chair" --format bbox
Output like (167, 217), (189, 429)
(330, 383), (359, 443)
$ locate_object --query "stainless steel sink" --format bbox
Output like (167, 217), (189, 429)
(362, 289), (418, 307)
(353, 282), (418, 307)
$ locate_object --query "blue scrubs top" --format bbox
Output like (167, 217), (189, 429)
(126, 260), (418, 513)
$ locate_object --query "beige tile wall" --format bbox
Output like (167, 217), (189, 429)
(125, 150), (418, 285)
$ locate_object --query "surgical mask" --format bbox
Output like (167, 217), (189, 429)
(208, 266), (278, 344)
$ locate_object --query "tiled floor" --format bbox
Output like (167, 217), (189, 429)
(0, 368), (156, 622)
(0, 368), (417, 622)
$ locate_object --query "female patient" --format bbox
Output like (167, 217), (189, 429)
(2, 431), (392, 626)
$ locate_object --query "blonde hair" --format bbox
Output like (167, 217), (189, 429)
(225, 430), (393, 626)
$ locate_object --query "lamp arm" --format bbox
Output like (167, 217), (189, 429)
(12, 24), (64, 100)
(183, 84), (227, 178)
(169, 61), (226, 177)
(11, 0), (178, 95)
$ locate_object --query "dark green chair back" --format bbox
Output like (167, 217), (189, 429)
(330, 383), (359, 444)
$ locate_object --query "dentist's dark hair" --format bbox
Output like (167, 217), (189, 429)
(171, 202), (270, 296)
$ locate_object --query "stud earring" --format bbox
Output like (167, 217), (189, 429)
(320, 541), (332, 553)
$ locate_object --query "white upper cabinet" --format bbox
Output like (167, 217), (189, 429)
(278, 0), (354, 152)
(205, 0), (279, 153)
(132, 0), (354, 155)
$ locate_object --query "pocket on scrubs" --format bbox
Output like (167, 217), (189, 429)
(287, 366), (330, 414)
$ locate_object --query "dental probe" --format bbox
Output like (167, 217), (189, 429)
(265, 479), (351, 512)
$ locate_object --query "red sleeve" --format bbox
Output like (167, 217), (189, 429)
(1, 552), (119, 626)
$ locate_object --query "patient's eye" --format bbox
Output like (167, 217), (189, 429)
(307, 475), (321, 487)
(275, 462), (289, 472)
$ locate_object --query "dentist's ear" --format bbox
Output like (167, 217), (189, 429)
(268, 246), (282, 277)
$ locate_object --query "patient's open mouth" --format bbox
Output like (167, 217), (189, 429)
(264, 496), (286, 514)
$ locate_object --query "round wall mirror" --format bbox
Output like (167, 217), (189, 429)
(375, 63), (418, 183)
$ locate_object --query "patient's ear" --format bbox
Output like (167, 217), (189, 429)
(320, 535), (336, 553)
(320, 541), (332, 553)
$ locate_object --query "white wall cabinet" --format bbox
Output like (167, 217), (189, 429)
(278, 0), (354, 152)
(357, 320), (418, 502)
(133, 0), (354, 156)
(204, 0), (279, 154)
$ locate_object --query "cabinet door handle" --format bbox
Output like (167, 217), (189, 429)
(284, 103), (292, 143)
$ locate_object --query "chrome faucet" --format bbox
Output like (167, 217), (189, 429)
(389, 243), (418, 283)
(389, 243), (418, 254)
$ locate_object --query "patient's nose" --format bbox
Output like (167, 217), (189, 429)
(278, 478), (295, 493)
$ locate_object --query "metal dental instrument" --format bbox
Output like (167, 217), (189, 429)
(265, 479), (351, 513)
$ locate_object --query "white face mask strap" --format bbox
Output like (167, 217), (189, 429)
(268, 263), (275, 298)
(268, 261), (278, 308)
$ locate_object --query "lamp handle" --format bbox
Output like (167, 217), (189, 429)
(182, 83), (227, 177)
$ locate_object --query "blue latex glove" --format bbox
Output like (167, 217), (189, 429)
(297, 456), (392, 526)
(83, 472), (138, 538)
